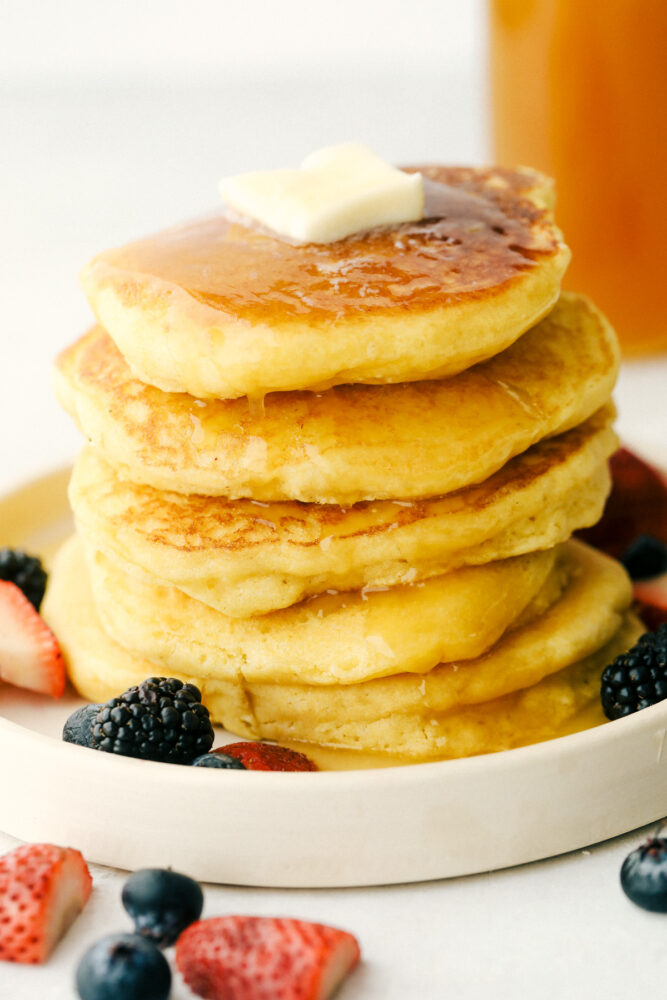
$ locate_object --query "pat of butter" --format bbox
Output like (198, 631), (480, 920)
(218, 143), (424, 244)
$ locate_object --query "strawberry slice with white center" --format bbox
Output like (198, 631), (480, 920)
(634, 573), (667, 631)
(176, 915), (361, 1000)
(0, 580), (66, 697)
(0, 843), (93, 964)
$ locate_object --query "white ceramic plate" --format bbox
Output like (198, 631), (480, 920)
(1, 468), (666, 888)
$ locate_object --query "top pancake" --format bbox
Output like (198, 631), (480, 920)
(55, 292), (619, 503)
(79, 165), (570, 399)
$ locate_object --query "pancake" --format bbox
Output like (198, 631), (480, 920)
(69, 406), (617, 618)
(242, 541), (632, 721)
(83, 539), (565, 685)
(244, 616), (643, 759)
(79, 166), (570, 399)
(42, 536), (638, 759)
(55, 293), (619, 503)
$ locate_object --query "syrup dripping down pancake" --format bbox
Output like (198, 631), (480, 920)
(55, 293), (618, 504)
(43, 537), (637, 760)
(82, 541), (564, 686)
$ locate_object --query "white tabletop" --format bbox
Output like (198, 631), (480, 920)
(1, 822), (666, 1000)
(1, 71), (667, 1000)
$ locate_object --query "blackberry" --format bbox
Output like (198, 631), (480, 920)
(601, 624), (667, 719)
(90, 677), (214, 764)
(0, 548), (47, 610)
(620, 838), (667, 912)
(122, 868), (203, 947)
(620, 534), (667, 580)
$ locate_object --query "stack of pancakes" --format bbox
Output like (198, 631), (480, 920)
(43, 165), (641, 761)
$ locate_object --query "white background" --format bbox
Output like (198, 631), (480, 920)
(1, 1), (483, 81)
(1, 2), (667, 998)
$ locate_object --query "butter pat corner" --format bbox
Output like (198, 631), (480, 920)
(219, 143), (424, 244)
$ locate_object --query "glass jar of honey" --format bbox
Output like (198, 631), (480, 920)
(490, 0), (667, 355)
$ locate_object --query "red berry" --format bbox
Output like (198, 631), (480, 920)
(579, 447), (667, 558)
(0, 581), (66, 697)
(0, 843), (92, 964)
(634, 573), (667, 631)
(214, 742), (317, 772)
(176, 915), (360, 1000)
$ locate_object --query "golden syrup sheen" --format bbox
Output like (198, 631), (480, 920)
(99, 167), (560, 324)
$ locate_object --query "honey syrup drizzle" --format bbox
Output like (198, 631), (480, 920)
(105, 167), (559, 323)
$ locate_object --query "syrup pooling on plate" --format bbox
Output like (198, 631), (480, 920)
(98, 167), (560, 324)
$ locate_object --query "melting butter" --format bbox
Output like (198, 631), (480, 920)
(219, 143), (424, 244)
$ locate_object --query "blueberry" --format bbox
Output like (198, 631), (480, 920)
(620, 837), (667, 911)
(620, 535), (667, 581)
(122, 868), (203, 947)
(191, 752), (246, 769)
(63, 704), (102, 748)
(75, 933), (171, 1000)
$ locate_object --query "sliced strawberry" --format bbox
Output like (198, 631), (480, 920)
(214, 742), (317, 772)
(634, 573), (667, 631)
(0, 580), (65, 697)
(580, 447), (667, 559)
(0, 843), (92, 964)
(176, 915), (360, 1000)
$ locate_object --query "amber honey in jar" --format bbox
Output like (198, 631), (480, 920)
(490, 0), (667, 356)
